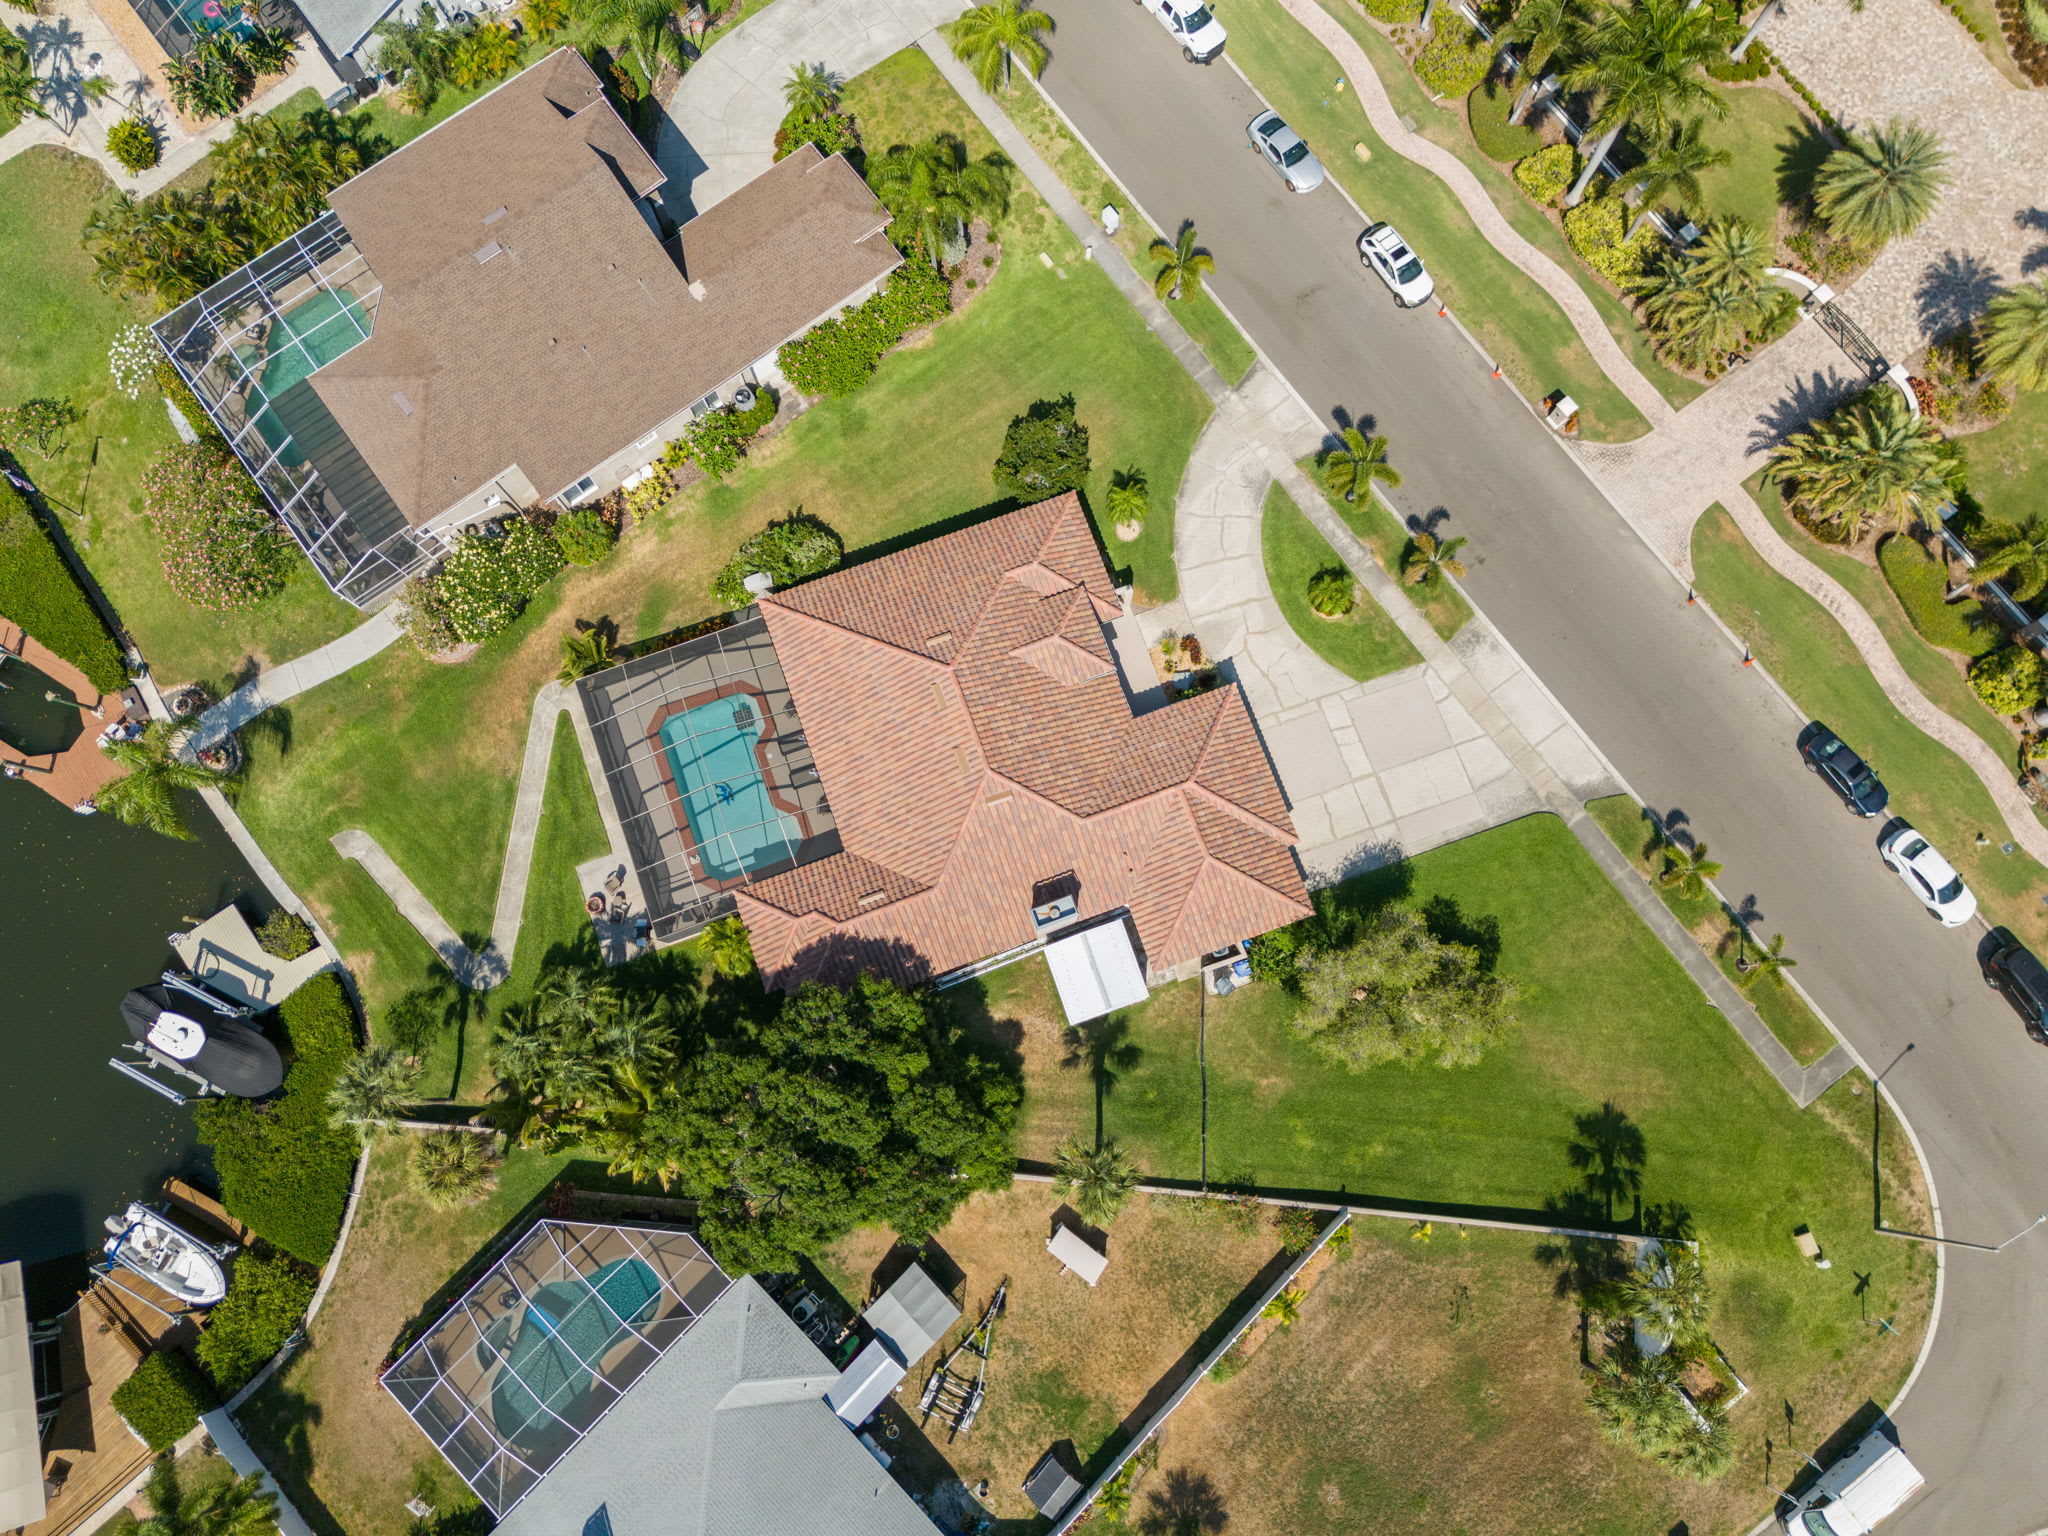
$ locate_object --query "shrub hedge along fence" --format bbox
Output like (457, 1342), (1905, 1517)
(0, 477), (127, 691)
(192, 973), (359, 1265)
(111, 1349), (215, 1451)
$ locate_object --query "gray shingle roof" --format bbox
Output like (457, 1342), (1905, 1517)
(495, 1277), (936, 1536)
(290, 0), (400, 58)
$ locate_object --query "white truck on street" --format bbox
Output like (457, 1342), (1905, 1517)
(1781, 1430), (1925, 1536)
(1136, 0), (1227, 62)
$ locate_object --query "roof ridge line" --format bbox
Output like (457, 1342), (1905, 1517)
(762, 600), (962, 675)
(1185, 779), (1298, 847)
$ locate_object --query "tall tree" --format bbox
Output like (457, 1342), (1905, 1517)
(1625, 116), (1728, 235)
(868, 134), (1014, 266)
(0, 32), (48, 123)
(1295, 906), (1520, 1069)
(1148, 219), (1214, 302)
(1736, 930), (1799, 990)
(1558, 0), (1736, 207)
(1051, 1136), (1140, 1225)
(326, 1047), (418, 1135)
(1318, 425), (1402, 505)
(1501, 0), (1592, 123)
(95, 720), (240, 841)
(1607, 1244), (1712, 1351)
(1972, 517), (2048, 600)
(370, 8), (467, 112)
(1813, 119), (1948, 246)
(1978, 278), (2048, 393)
(1769, 386), (1962, 542)
(950, 0), (1054, 92)
(580, 0), (689, 81)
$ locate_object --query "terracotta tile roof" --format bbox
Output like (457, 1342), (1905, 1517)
(741, 496), (1312, 988)
(313, 51), (899, 526)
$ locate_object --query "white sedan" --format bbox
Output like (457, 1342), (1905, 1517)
(1358, 222), (1434, 308)
(1879, 824), (1978, 926)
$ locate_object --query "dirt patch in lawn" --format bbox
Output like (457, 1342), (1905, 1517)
(818, 1186), (1284, 1524)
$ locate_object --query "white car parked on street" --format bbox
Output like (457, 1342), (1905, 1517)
(1247, 110), (1325, 194)
(1137, 0), (1227, 62)
(1879, 824), (1978, 927)
(1357, 221), (1434, 308)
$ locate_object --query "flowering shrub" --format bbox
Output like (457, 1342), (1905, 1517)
(1513, 143), (1577, 206)
(401, 573), (461, 654)
(1413, 23), (1492, 97)
(0, 398), (80, 459)
(711, 513), (843, 608)
(432, 515), (566, 642)
(1563, 195), (1660, 286)
(777, 262), (950, 397)
(667, 387), (780, 480)
(141, 442), (292, 610)
(108, 325), (157, 399)
(552, 506), (618, 565)
(107, 115), (162, 173)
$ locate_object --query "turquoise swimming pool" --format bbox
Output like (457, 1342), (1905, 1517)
(659, 695), (803, 883)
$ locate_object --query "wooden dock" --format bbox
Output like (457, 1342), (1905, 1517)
(0, 619), (130, 814)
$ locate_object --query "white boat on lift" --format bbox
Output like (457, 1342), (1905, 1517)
(101, 1203), (231, 1308)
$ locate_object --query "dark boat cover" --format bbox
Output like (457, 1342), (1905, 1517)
(120, 984), (285, 1097)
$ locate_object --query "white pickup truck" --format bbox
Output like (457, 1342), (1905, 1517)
(1782, 1430), (1926, 1536)
(1136, 0), (1227, 62)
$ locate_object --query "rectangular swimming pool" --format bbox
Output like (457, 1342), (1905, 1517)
(658, 694), (804, 883)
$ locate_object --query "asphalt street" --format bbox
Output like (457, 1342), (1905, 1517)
(1034, 2), (2048, 1529)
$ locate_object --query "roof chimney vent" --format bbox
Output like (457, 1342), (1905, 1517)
(688, 279), (708, 301)
(474, 241), (504, 265)
(392, 391), (413, 416)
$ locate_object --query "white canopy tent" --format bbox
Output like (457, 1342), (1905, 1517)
(1047, 1225), (1109, 1287)
(1043, 920), (1148, 1025)
(0, 1262), (46, 1532)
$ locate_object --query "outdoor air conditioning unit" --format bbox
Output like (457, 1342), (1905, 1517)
(731, 384), (756, 412)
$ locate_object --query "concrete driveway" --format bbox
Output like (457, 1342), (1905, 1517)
(1030, 1), (2048, 1530)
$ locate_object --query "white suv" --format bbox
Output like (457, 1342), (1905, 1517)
(1138, 0), (1226, 62)
(1358, 222), (1434, 308)
(1879, 824), (1978, 927)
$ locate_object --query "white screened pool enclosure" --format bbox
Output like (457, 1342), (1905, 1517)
(151, 214), (429, 608)
(382, 1220), (731, 1516)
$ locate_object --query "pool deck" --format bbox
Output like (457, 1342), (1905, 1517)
(0, 617), (132, 813)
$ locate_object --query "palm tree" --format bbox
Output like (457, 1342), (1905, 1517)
(1639, 270), (1766, 370)
(1403, 529), (1467, 586)
(1503, 0), (1593, 122)
(1656, 839), (1722, 900)
(868, 135), (1014, 267)
(1585, 1349), (1692, 1452)
(1610, 1244), (1712, 1350)
(1973, 516), (2048, 600)
(1307, 566), (1356, 616)
(95, 720), (238, 841)
(1737, 930), (1798, 989)
(0, 35), (48, 123)
(559, 624), (616, 681)
(1319, 425), (1401, 504)
(370, 9), (466, 112)
(1626, 116), (1728, 235)
(579, 0), (688, 82)
(1148, 220), (1214, 302)
(701, 914), (755, 976)
(521, 0), (571, 39)
(1978, 278), (2048, 393)
(1660, 1403), (1736, 1480)
(411, 1130), (501, 1205)
(1261, 1287), (1304, 1328)
(1106, 468), (1149, 533)
(1051, 1136), (1140, 1226)
(782, 60), (840, 117)
(1770, 388), (1962, 543)
(1813, 119), (1949, 246)
(1684, 216), (1771, 293)
(327, 1047), (417, 1134)
(136, 1453), (278, 1536)
(951, 0), (1054, 92)
(1559, 0), (1737, 208)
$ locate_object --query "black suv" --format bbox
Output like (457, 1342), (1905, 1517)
(1801, 724), (1889, 817)
(1986, 936), (2048, 1043)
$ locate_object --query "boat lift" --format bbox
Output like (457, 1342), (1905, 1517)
(107, 970), (256, 1102)
(917, 1280), (1006, 1440)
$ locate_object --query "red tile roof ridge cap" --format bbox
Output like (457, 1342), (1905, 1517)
(1158, 855), (1318, 957)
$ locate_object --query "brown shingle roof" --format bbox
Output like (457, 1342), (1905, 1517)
(740, 496), (1312, 988)
(312, 50), (899, 526)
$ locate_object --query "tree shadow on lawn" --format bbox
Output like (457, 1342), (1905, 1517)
(1062, 1012), (1144, 1149)
(1139, 1468), (1229, 1535)
(1774, 120), (1835, 212)
(236, 1378), (340, 1536)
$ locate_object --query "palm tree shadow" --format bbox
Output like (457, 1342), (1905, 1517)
(1060, 1011), (1143, 1148)
(1567, 1100), (1647, 1226)
(1774, 119), (1835, 211)
(1138, 1468), (1228, 1536)
(1405, 506), (1452, 536)
(1915, 250), (2003, 340)
(1330, 405), (1378, 438)
(1747, 367), (1869, 457)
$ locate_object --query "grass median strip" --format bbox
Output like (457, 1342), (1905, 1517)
(1222, 0), (1649, 441)
(1299, 457), (1472, 639)
(1262, 483), (1420, 681)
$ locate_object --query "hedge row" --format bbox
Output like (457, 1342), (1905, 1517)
(1877, 534), (2001, 658)
(111, 1349), (215, 1451)
(192, 973), (359, 1265)
(0, 477), (128, 691)
(777, 261), (950, 398)
(194, 1251), (318, 1394)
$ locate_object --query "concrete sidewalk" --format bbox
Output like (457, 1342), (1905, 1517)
(191, 608), (405, 750)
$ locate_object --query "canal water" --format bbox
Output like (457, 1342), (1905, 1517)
(0, 773), (260, 1274)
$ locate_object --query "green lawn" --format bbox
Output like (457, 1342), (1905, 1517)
(1959, 385), (2048, 530)
(1300, 457), (1472, 639)
(984, 811), (1930, 1530)
(1262, 483), (1419, 681)
(1586, 791), (1837, 1064)
(1223, 0), (1651, 441)
(1877, 532), (2001, 658)
(967, 64), (1259, 385)
(0, 147), (359, 687)
(233, 46), (1210, 1025)
(1693, 502), (2048, 940)
(1688, 80), (1812, 238)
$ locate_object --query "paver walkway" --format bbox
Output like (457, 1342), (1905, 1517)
(654, 0), (966, 213)
(190, 608), (405, 750)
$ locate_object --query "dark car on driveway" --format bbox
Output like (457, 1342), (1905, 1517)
(1801, 725), (1889, 817)
(1986, 933), (2048, 1043)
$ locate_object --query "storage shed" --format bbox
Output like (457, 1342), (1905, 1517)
(1047, 1224), (1109, 1287)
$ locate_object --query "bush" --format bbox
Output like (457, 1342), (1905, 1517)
(1307, 566), (1356, 616)
(411, 1131), (502, 1206)
(255, 908), (316, 960)
(111, 1350), (214, 1450)
(1359, 0), (1424, 19)
(152, 356), (217, 441)
(1969, 643), (2044, 715)
(1563, 194), (1661, 286)
(1414, 23), (1493, 98)
(774, 104), (859, 161)
(711, 513), (844, 608)
(192, 974), (359, 1264)
(1513, 143), (1578, 205)
(669, 387), (778, 480)
(107, 115), (161, 173)
(1245, 924), (1303, 982)
(1468, 79), (1542, 163)
(993, 395), (1091, 501)
(433, 514), (566, 642)
(141, 442), (294, 611)
(400, 572), (461, 655)
(1207, 1343), (1248, 1382)
(1708, 40), (1770, 81)
(1273, 1206), (1321, 1254)
(0, 398), (80, 459)
(0, 479), (128, 691)
(193, 1252), (317, 1394)
(551, 506), (618, 565)
(777, 262), (951, 397)
(1877, 535), (1999, 656)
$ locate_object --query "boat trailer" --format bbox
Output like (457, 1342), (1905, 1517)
(917, 1279), (1006, 1439)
